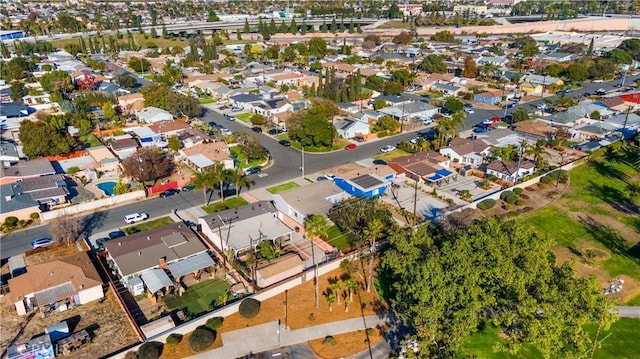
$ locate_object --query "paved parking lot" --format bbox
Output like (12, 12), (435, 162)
(436, 175), (501, 201)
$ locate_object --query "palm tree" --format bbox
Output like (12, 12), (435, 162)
(211, 163), (231, 202)
(230, 168), (254, 198)
(191, 169), (217, 205)
(345, 278), (358, 302)
(304, 214), (329, 241)
(525, 141), (546, 165)
(325, 292), (336, 312)
(344, 294), (352, 313)
(363, 218), (384, 293)
(480, 63), (499, 80)
(330, 281), (342, 305)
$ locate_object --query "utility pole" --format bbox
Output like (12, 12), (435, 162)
(308, 235), (319, 309)
(412, 175), (419, 226)
(216, 215), (227, 266)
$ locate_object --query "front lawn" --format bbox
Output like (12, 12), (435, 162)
(199, 97), (215, 104)
(267, 182), (300, 194)
(80, 134), (102, 148)
(234, 112), (252, 123)
(325, 225), (353, 251)
(164, 279), (231, 316)
(229, 146), (265, 168)
(201, 197), (249, 215)
(373, 149), (411, 162)
(123, 216), (174, 234)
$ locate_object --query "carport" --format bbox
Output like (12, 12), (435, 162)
(425, 169), (457, 186)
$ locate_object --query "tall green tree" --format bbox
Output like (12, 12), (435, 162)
(363, 218), (384, 293)
(381, 218), (615, 358)
(191, 169), (218, 205)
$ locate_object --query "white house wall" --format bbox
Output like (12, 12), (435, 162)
(78, 285), (104, 304)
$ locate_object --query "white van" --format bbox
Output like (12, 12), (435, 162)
(124, 213), (148, 224)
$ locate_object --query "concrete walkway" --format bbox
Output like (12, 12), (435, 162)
(188, 314), (390, 359)
(616, 306), (640, 318)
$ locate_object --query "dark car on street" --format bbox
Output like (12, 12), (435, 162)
(108, 230), (126, 240)
(181, 184), (195, 191)
(160, 189), (180, 198)
(251, 126), (263, 133)
(245, 166), (261, 175)
(268, 128), (283, 135)
(279, 139), (291, 146)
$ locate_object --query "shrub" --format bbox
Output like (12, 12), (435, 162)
(520, 194), (530, 200)
(322, 336), (337, 346)
(503, 193), (518, 204)
(137, 342), (160, 359)
(377, 130), (388, 138)
(500, 190), (515, 201)
(540, 176), (552, 184)
(4, 216), (18, 228)
(188, 328), (215, 352)
(166, 334), (182, 347)
(513, 188), (524, 196)
(515, 199), (525, 206)
(238, 298), (261, 319)
(205, 317), (223, 331)
(485, 174), (499, 181)
(30, 212), (40, 219)
(477, 199), (497, 210)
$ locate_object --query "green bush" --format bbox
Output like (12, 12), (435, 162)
(322, 336), (337, 346)
(30, 212), (40, 219)
(377, 130), (388, 138)
(137, 342), (160, 359)
(500, 191), (515, 201)
(540, 176), (552, 184)
(166, 334), (182, 347)
(4, 216), (18, 228)
(503, 193), (518, 204)
(238, 298), (261, 319)
(513, 187), (524, 196)
(205, 317), (223, 331)
(485, 174), (499, 181)
(188, 328), (215, 352)
(515, 199), (525, 206)
(476, 199), (497, 210)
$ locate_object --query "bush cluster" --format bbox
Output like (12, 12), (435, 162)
(500, 190), (518, 204)
(477, 198), (497, 210)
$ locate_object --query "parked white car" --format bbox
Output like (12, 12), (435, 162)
(124, 213), (149, 224)
(464, 108), (475, 114)
(380, 145), (396, 153)
(536, 103), (547, 110)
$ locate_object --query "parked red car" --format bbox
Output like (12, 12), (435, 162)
(344, 143), (357, 150)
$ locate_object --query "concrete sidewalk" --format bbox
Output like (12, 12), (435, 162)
(188, 314), (390, 359)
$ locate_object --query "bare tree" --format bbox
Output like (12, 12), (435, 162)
(49, 216), (83, 246)
(120, 147), (173, 186)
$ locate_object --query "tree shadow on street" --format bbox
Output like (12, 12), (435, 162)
(81, 211), (109, 239)
(578, 215), (640, 265)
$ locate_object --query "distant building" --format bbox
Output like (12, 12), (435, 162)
(0, 30), (25, 41)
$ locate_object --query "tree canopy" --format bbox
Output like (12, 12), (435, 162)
(19, 120), (77, 158)
(287, 99), (338, 148)
(418, 54), (447, 74)
(380, 218), (614, 358)
(140, 84), (201, 117)
(120, 147), (173, 185)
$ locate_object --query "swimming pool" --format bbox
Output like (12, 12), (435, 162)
(96, 181), (117, 196)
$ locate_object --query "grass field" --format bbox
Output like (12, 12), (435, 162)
(267, 181), (300, 194)
(233, 112), (252, 123)
(199, 97), (215, 104)
(376, 20), (412, 29)
(123, 216), (174, 234)
(229, 146), (264, 168)
(325, 225), (353, 251)
(373, 149), (411, 162)
(164, 279), (230, 316)
(201, 197), (249, 215)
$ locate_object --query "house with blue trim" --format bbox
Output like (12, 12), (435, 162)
(333, 165), (396, 199)
(474, 90), (503, 105)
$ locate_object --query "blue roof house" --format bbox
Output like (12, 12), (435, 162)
(333, 173), (390, 199)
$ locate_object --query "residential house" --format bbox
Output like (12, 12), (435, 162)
(86, 146), (119, 175)
(199, 200), (293, 261)
(109, 136), (139, 159)
(321, 62), (356, 76)
(475, 128), (523, 148)
(485, 159), (535, 182)
(0, 102), (33, 130)
(0, 141), (20, 164)
(104, 222), (214, 295)
(0, 158), (56, 185)
(272, 181), (348, 226)
(511, 119), (556, 141)
(606, 113), (640, 130)
(537, 52), (576, 63)
(520, 82), (543, 96)
(596, 96), (627, 112)
(333, 166), (395, 199)
(147, 120), (191, 139)
(379, 102), (439, 120)
(545, 111), (583, 127)
(439, 137), (492, 167)
(334, 118), (370, 139)
(179, 142), (234, 171)
(8, 252), (103, 315)
(131, 127), (166, 148)
(118, 93), (145, 115)
(136, 106), (173, 124)
(572, 123), (614, 141)
(521, 73), (564, 88)
(474, 90), (503, 105)
(569, 102), (615, 120)
(255, 253), (304, 288)
(212, 86), (233, 100)
(388, 151), (456, 185)
(375, 95), (414, 107)
(431, 83), (462, 97)
(476, 56), (508, 67)
(52, 153), (99, 175)
(229, 94), (262, 111)
(98, 82), (130, 96)
(252, 98), (293, 116)
(337, 102), (361, 114)
(356, 110), (385, 123)
(22, 94), (52, 106)
(0, 183), (40, 222)
(177, 128), (211, 149)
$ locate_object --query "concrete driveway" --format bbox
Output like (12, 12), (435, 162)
(383, 180), (449, 221)
(436, 175), (501, 201)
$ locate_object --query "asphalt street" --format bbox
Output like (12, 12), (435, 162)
(1, 75), (636, 260)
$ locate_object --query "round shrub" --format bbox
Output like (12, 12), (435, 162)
(205, 317), (223, 331)
(503, 193), (518, 204)
(3, 216), (18, 227)
(322, 336), (337, 346)
(188, 328), (215, 352)
(515, 199), (525, 206)
(239, 298), (261, 319)
(166, 334), (182, 347)
(477, 199), (497, 210)
(540, 176), (553, 185)
(513, 188), (524, 196)
(30, 212), (40, 220)
(137, 342), (160, 359)
(500, 190), (515, 201)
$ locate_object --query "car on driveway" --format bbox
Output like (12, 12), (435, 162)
(245, 166), (261, 175)
(31, 237), (54, 250)
(380, 145), (396, 153)
(220, 128), (232, 136)
(251, 126), (263, 133)
(95, 237), (110, 251)
(160, 189), (180, 198)
(323, 174), (336, 180)
(373, 159), (387, 165)
(344, 143), (357, 150)
(108, 230), (126, 239)
(124, 212), (148, 224)
(279, 139), (291, 146)
(536, 103), (547, 110)
(268, 128), (283, 135)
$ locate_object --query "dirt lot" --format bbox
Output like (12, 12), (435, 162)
(0, 289), (139, 359)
